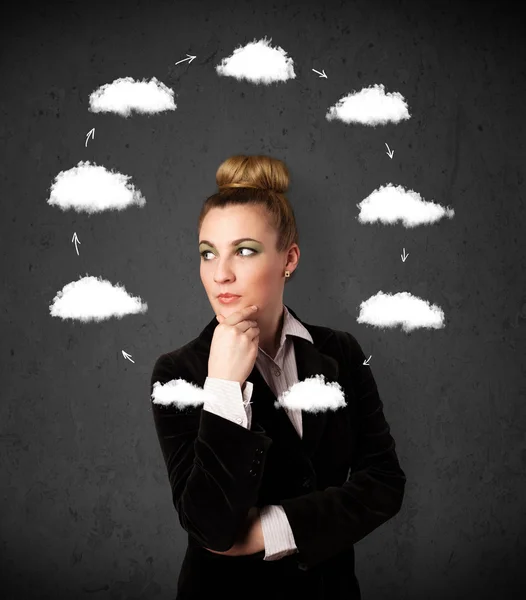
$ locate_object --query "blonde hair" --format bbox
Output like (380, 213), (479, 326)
(197, 154), (299, 283)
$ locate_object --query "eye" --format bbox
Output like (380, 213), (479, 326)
(200, 247), (256, 261)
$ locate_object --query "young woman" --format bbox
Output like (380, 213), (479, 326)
(150, 154), (406, 600)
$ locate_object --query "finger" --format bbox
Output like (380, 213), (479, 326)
(224, 305), (258, 325)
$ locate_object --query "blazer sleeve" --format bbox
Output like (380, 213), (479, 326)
(203, 379), (298, 561)
(150, 353), (273, 552)
(280, 332), (407, 570)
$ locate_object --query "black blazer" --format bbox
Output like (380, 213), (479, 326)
(150, 304), (406, 600)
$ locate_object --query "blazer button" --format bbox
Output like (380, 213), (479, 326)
(298, 562), (308, 571)
(256, 448), (263, 454)
(302, 477), (311, 488)
(249, 469), (257, 476)
(253, 458), (260, 466)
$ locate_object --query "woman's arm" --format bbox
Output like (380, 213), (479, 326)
(278, 331), (406, 570)
(150, 353), (272, 552)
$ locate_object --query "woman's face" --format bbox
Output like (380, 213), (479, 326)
(198, 205), (297, 318)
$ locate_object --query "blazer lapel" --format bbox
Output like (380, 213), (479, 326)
(192, 304), (340, 460)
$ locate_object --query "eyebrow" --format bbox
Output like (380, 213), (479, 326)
(198, 237), (262, 247)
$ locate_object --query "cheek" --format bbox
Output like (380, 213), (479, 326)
(249, 269), (274, 287)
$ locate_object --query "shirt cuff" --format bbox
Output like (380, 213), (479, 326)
(260, 504), (299, 561)
(203, 377), (252, 428)
(243, 381), (253, 429)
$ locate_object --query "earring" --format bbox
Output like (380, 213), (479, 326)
(284, 270), (290, 278)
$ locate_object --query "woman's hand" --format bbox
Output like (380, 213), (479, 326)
(208, 306), (259, 386)
(204, 507), (264, 557)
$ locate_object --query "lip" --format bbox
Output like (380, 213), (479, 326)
(218, 294), (241, 304)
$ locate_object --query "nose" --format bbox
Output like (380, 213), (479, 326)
(213, 262), (236, 283)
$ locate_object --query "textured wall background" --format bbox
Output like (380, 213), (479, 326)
(1, 0), (525, 598)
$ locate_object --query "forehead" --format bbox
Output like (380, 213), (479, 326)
(199, 205), (272, 241)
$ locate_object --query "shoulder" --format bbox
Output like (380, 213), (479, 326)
(306, 319), (366, 363)
(162, 337), (200, 365)
(150, 336), (203, 389)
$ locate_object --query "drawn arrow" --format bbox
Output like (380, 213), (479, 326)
(385, 143), (394, 159)
(85, 128), (95, 147)
(72, 232), (81, 255)
(363, 355), (372, 366)
(175, 54), (197, 66)
(401, 247), (409, 262)
(122, 350), (135, 364)
(312, 68), (328, 78)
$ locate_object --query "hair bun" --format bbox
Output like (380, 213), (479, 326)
(216, 155), (289, 195)
(218, 181), (263, 191)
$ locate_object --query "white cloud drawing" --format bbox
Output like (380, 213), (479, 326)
(274, 374), (347, 413)
(47, 160), (146, 214)
(151, 378), (218, 409)
(152, 374), (346, 413)
(327, 83), (410, 125)
(89, 76), (176, 117)
(49, 275), (148, 322)
(357, 183), (455, 227)
(357, 291), (445, 332)
(216, 36), (296, 84)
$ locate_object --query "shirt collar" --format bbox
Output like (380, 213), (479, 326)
(263, 304), (314, 357)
